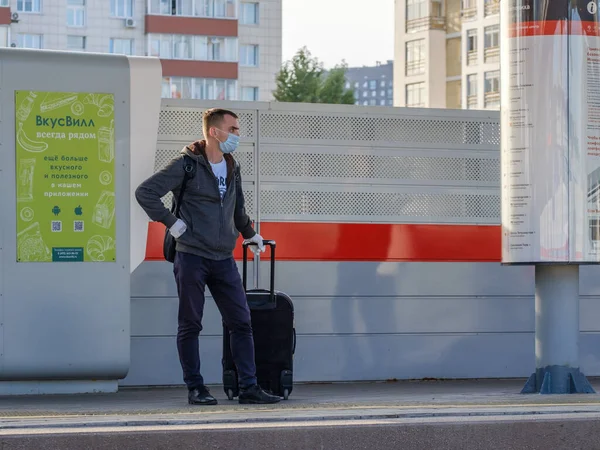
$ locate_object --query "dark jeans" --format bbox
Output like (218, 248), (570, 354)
(173, 251), (257, 390)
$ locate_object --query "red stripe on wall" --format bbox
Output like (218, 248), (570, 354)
(509, 21), (600, 37)
(145, 15), (237, 37)
(145, 222), (501, 262)
(161, 59), (238, 79)
(0, 7), (11, 25)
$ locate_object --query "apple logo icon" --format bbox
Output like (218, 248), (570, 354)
(74, 205), (83, 216)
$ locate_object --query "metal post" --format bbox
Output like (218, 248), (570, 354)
(521, 265), (595, 394)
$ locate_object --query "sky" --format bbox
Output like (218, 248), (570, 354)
(281, 0), (395, 70)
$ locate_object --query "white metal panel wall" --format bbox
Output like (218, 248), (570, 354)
(257, 104), (500, 224)
(123, 100), (600, 387)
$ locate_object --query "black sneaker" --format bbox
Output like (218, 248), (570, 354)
(238, 384), (282, 404)
(188, 385), (218, 405)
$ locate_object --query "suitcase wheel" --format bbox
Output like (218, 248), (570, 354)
(223, 369), (239, 400)
(280, 370), (293, 400)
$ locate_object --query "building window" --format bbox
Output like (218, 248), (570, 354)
(406, 0), (426, 22)
(240, 44), (258, 66)
(466, 29), (477, 66)
(110, 38), (134, 55)
(241, 86), (259, 101)
(149, 0), (238, 19)
(67, 0), (86, 27)
(148, 34), (238, 62)
(67, 35), (86, 51)
(0, 0), (9, 6)
(111, 0), (133, 18)
(162, 76), (237, 100)
(484, 25), (499, 49)
(174, 35), (193, 59)
(406, 82), (425, 107)
(484, 70), (499, 93)
(380, 90), (385, 97)
(17, 33), (42, 48)
(405, 39), (425, 76)
(149, 0), (171, 14)
(484, 70), (500, 109)
(380, 80), (386, 87)
(380, 99), (386, 106)
(240, 2), (258, 24)
(484, 25), (500, 63)
(17, 0), (41, 12)
(362, 91), (367, 98)
(208, 0), (237, 18)
(467, 73), (477, 109)
(369, 80), (376, 90)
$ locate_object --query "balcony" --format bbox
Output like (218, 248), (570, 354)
(406, 60), (426, 76)
(461, 7), (477, 21)
(467, 95), (478, 109)
(484, 46), (499, 63)
(467, 50), (478, 66)
(485, 0), (500, 16)
(484, 91), (500, 108)
(406, 16), (446, 33)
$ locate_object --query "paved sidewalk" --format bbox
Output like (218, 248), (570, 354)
(2, 379), (600, 449)
(1, 378), (600, 426)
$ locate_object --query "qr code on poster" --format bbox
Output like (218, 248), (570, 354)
(74, 221), (84, 232)
(51, 221), (62, 232)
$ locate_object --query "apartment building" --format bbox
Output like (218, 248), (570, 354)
(345, 60), (394, 107)
(393, 0), (500, 110)
(0, 0), (282, 102)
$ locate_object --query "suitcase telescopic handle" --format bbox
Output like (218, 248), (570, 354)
(242, 240), (276, 301)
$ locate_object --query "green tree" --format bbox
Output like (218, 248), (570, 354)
(273, 47), (355, 105)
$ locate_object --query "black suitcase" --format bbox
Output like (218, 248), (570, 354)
(222, 240), (296, 400)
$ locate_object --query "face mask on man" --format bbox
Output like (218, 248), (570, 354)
(214, 128), (240, 153)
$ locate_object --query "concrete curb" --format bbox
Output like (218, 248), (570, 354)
(3, 404), (600, 431)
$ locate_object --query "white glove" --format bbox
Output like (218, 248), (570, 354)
(169, 218), (187, 238)
(244, 234), (265, 253)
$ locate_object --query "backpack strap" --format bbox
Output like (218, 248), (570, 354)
(233, 158), (241, 183)
(171, 155), (196, 217)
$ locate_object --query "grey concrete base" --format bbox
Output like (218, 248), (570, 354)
(521, 366), (596, 394)
(3, 416), (600, 450)
(0, 380), (119, 396)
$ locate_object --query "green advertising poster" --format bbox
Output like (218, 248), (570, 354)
(15, 91), (116, 263)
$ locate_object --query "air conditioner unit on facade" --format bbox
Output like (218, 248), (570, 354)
(125, 18), (135, 27)
(11, 12), (19, 23)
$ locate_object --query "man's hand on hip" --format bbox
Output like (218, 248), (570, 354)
(170, 219), (187, 238)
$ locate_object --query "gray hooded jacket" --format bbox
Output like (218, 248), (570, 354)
(135, 140), (256, 260)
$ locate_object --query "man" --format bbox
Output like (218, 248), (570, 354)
(135, 108), (281, 405)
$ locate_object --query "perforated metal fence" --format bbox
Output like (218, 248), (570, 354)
(155, 100), (501, 225)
